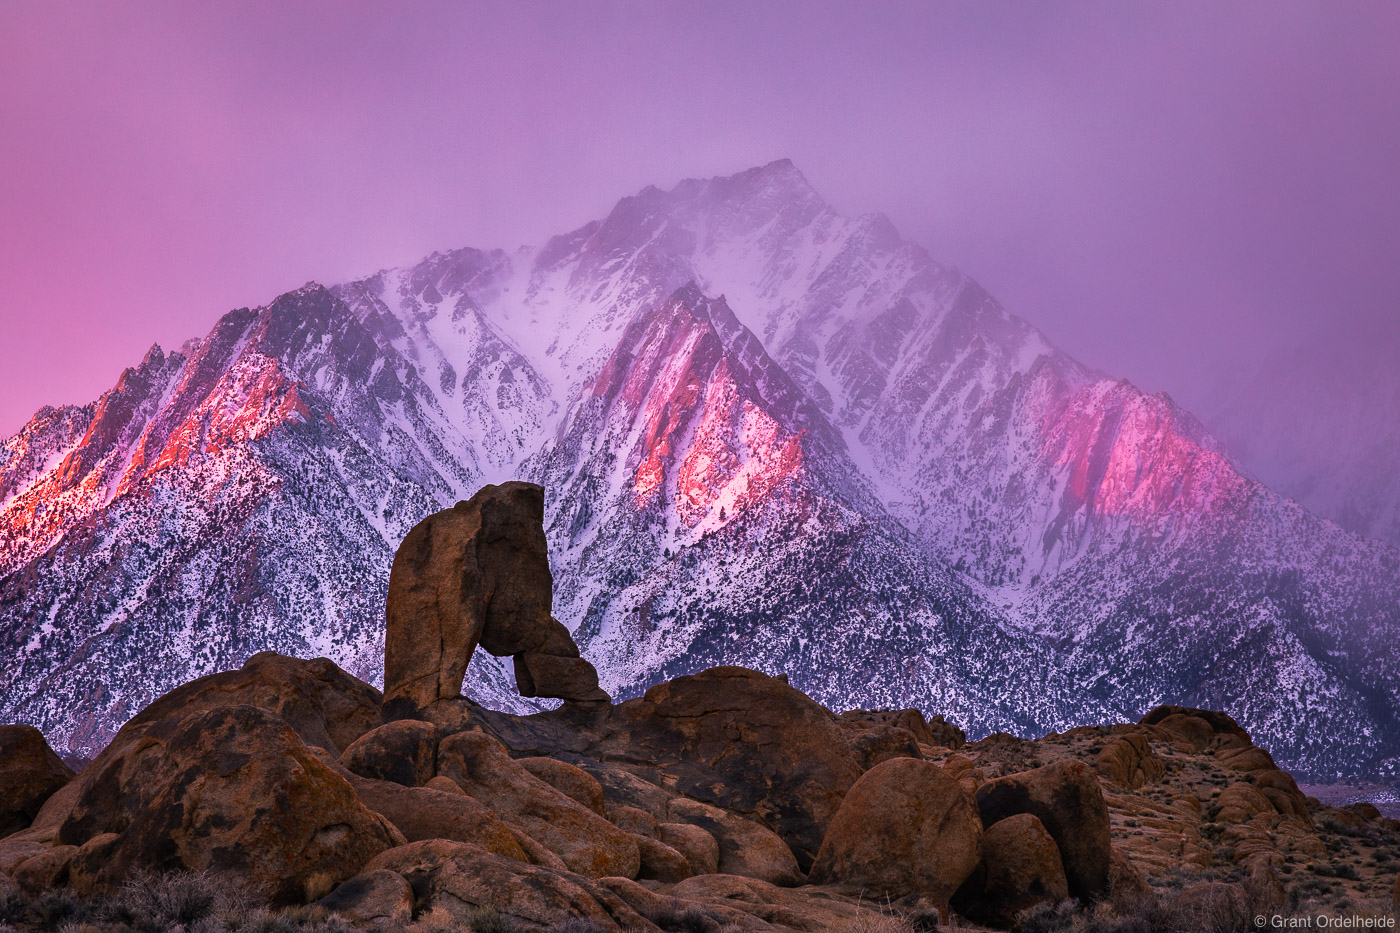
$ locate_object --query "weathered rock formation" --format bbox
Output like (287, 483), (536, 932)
(952, 812), (1069, 927)
(3, 483), (1398, 931)
(809, 757), (982, 916)
(384, 482), (608, 709)
(974, 758), (1112, 902)
(0, 725), (74, 837)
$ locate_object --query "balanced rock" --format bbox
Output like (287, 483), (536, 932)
(0, 725), (74, 837)
(809, 757), (982, 914)
(383, 482), (608, 708)
(667, 797), (800, 886)
(974, 759), (1111, 902)
(953, 813), (1068, 928)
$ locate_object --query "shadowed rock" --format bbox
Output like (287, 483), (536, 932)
(953, 812), (1068, 928)
(0, 726), (74, 837)
(974, 759), (1111, 902)
(383, 482), (608, 708)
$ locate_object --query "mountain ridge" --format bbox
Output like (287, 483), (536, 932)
(2, 160), (1397, 778)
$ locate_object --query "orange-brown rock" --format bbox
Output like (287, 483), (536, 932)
(633, 834), (692, 882)
(953, 813), (1068, 928)
(1253, 769), (1310, 822)
(317, 869), (416, 927)
(383, 482), (608, 709)
(0, 725), (74, 836)
(511, 828), (569, 870)
(658, 822), (720, 876)
(0, 832), (51, 875)
(1094, 733), (1165, 789)
(436, 730), (638, 878)
(844, 724), (922, 771)
(600, 666), (861, 869)
(1215, 782), (1276, 824)
(838, 708), (954, 746)
(12, 844), (77, 890)
(1108, 844), (1154, 901)
(942, 754), (985, 795)
(1139, 706), (1251, 753)
(667, 798), (799, 885)
(348, 774), (526, 860)
(339, 719), (438, 787)
(1216, 746), (1275, 772)
(974, 759), (1111, 902)
(809, 758), (982, 912)
(107, 652), (383, 756)
(59, 705), (399, 903)
(364, 839), (654, 931)
(519, 757), (606, 815)
(608, 804), (658, 838)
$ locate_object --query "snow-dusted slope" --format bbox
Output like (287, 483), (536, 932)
(3, 161), (1397, 777)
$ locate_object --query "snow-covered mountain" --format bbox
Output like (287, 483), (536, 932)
(3, 160), (1397, 778)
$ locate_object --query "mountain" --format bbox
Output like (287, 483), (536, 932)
(3, 160), (1397, 778)
(1203, 321), (1400, 549)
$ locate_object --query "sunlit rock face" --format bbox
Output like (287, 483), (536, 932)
(3, 160), (1398, 778)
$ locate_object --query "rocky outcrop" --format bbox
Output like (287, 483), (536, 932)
(974, 759), (1111, 902)
(667, 797), (802, 886)
(383, 482), (608, 709)
(6, 480), (1397, 929)
(345, 775), (526, 860)
(109, 651), (385, 756)
(339, 719), (438, 786)
(436, 730), (639, 878)
(1139, 705), (1251, 753)
(315, 869), (415, 928)
(364, 839), (653, 931)
(809, 758), (982, 914)
(953, 813), (1068, 928)
(1095, 732), (1166, 789)
(589, 666), (862, 871)
(0, 726), (74, 837)
(58, 705), (400, 903)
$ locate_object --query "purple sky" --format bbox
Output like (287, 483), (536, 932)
(2, 1), (1398, 438)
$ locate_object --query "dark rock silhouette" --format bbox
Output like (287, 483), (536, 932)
(0, 726), (73, 837)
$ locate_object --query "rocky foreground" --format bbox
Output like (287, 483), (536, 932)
(2, 483), (1398, 932)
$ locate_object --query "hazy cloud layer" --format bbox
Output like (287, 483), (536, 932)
(2, 1), (1397, 436)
